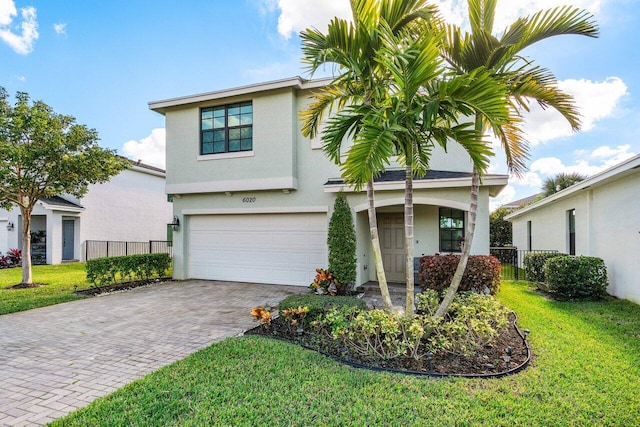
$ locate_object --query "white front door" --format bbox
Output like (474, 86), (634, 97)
(62, 220), (75, 260)
(187, 213), (327, 286)
(380, 213), (405, 282)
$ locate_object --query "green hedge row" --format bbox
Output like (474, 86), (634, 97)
(278, 294), (367, 321)
(86, 253), (172, 286)
(544, 255), (608, 300)
(523, 252), (566, 282)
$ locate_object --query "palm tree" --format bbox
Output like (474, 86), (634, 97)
(300, 0), (437, 312)
(434, 0), (598, 317)
(345, 20), (510, 313)
(542, 172), (587, 197)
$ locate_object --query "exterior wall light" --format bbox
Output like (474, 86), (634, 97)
(170, 216), (180, 231)
(6, 222), (14, 231)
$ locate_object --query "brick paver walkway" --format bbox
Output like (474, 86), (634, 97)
(0, 280), (299, 426)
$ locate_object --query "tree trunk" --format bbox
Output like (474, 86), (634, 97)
(20, 206), (33, 285)
(367, 179), (393, 311)
(404, 165), (415, 314)
(434, 166), (479, 318)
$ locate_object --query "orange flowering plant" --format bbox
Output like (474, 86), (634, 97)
(281, 306), (310, 329)
(309, 268), (344, 296)
(250, 305), (273, 326)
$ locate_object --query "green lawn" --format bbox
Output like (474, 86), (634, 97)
(53, 281), (640, 426)
(0, 263), (89, 315)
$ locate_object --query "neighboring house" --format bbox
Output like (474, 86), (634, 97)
(149, 77), (508, 287)
(0, 161), (173, 264)
(501, 193), (540, 212)
(506, 154), (640, 304)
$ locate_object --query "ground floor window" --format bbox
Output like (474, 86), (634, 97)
(439, 207), (465, 253)
(568, 209), (576, 255)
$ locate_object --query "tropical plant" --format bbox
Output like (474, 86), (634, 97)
(435, 0), (599, 317)
(0, 89), (130, 285)
(541, 172), (587, 197)
(328, 193), (357, 287)
(489, 206), (512, 247)
(300, 0), (438, 312)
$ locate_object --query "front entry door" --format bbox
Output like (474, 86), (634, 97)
(62, 220), (74, 260)
(379, 214), (405, 282)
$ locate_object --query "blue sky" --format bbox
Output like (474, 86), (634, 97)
(1, 0), (638, 209)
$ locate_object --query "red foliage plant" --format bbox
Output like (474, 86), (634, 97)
(419, 254), (501, 295)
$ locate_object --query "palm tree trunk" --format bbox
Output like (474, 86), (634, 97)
(367, 179), (393, 311)
(20, 206), (33, 285)
(404, 165), (415, 314)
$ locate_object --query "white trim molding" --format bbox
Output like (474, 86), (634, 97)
(182, 206), (329, 215)
(353, 197), (470, 213)
(166, 177), (298, 194)
(197, 151), (255, 161)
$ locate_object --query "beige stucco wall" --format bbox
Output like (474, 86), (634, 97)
(510, 171), (640, 304)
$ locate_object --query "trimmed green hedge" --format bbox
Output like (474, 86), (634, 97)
(523, 252), (566, 282)
(278, 294), (367, 321)
(544, 255), (608, 300)
(86, 253), (172, 286)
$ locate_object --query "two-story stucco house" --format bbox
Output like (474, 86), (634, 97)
(149, 77), (508, 287)
(506, 154), (640, 304)
(0, 161), (173, 264)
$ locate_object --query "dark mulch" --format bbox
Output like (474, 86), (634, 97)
(75, 278), (172, 296)
(8, 282), (45, 289)
(246, 313), (528, 377)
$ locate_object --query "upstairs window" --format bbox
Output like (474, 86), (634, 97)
(201, 101), (253, 155)
(439, 207), (465, 253)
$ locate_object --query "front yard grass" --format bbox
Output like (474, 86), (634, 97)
(0, 263), (89, 315)
(54, 280), (640, 426)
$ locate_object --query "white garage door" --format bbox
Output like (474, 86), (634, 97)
(187, 213), (327, 286)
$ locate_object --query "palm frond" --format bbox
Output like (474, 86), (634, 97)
(468, 0), (498, 35)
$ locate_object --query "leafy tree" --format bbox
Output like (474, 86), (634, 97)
(328, 193), (357, 287)
(301, 0), (436, 312)
(0, 89), (130, 285)
(434, 0), (598, 318)
(489, 206), (512, 247)
(541, 172), (587, 197)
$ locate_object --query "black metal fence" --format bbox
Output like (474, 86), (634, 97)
(490, 247), (559, 280)
(83, 240), (173, 261)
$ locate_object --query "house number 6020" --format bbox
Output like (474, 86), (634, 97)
(242, 197), (256, 203)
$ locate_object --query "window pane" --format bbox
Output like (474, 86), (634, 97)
(228, 105), (240, 116)
(202, 132), (213, 143)
(202, 142), (214, 154)
(213, 130), (225, 142)
(228, 115), (240, 127)
(229, 128), (241, 140)
(201, 109), (213, 119)
(213, 141), (225, 153)
(213, 107), (225, 117)
(201, 118), (213, 130)
(240, 103), (252, 114)
(241, 127), (252, 139)
(451, 218), (464, 228)
(213, 117), (225, 128)
(240, 115), (253, 125)
(241, 138), (252, 151)
(229, 140), (241, 152)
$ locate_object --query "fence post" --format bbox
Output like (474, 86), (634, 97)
(107, 241), (110, 257)
(149, 240), (153, 254)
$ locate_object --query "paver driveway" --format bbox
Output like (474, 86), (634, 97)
(0, 280), (300, 426)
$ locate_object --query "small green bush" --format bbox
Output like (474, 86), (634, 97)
(523, 252), (565, 282)
(278, 294), (366, 321)
(544, 255), (608, 300)
(86, 253), (172, 286)
(419, 254), (501, 295)
(328, 193), (357, 286)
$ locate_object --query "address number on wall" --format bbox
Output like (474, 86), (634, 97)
(242, 197), (256, 203)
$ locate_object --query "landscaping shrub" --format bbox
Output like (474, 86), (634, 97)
(523, 252), (566, 282)
(328, 193), (357, 287)
(278, 294), (366, 322)
(544, 255), (608, 300)
(309, 268), (347, 295)
(419, 254), (501, 295)
(86, 253), (171, 286)
(0, 248), (21, 269)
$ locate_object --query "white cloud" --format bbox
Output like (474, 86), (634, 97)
(490, 184), (516, 211)
(530, 145), (636, 178)
(520, 77), (627, 144)
(262, 0), (352, 38)
(53, 22), (66, 36)
(0, 2), (38, 54)
(510, 171), (542, 189)
(122, 128), (166, 169)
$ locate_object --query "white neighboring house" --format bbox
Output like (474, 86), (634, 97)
(149, 77), (509, 288)
(506, 154), (640, 304)
(0, 161), (173, 264)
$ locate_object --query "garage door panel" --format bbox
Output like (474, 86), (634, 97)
(188, 213), (327, 286)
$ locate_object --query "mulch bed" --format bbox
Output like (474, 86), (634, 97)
(8, 282), (45, 289)
(75, 278), (172, 296)
(246, 313), (529, 377)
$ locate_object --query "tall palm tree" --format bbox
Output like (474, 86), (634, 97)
(542, 172), (587, 197)
(300, 0), (437, 312)
(343, 20), (510, 313)
(434, 0), (598, 317)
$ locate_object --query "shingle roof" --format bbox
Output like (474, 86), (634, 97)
(40, 196), (84, 209)
(325, 169), (473, 186)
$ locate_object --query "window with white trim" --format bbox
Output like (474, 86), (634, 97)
(201, 101), (253, 155)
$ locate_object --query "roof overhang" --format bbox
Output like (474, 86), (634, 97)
(38, 200), (85, 213)
(506, 153), (640, 220)
(149, 76), (332, 114)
